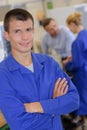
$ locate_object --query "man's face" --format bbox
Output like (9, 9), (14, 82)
(4, 18), (34, 55)
(45, 20), (58, 37)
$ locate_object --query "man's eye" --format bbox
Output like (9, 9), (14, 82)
(15, 30), (20, 33)
(27, 28), (33, 32)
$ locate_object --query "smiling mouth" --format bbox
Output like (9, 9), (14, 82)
(19, 42), (30, 47)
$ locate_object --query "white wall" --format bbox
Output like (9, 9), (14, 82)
(48, 6), (75, 26)
(45, 0), (87, 8)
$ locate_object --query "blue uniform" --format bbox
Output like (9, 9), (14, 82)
(65, 29), (87, 115)
(0, 53), (79, 130)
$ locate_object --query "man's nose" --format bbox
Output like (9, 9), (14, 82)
(21, 32), (28, 40)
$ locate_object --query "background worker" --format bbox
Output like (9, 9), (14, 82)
(64, 12), (87, 128)
(41, 18), (75, 67)
(0, 8), (79, 130)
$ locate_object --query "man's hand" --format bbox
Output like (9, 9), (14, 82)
(24, 78), (68, 113)
(24, 102), (43, 113)
(62, 56), (72, 65)
(52, 78), (68, 98)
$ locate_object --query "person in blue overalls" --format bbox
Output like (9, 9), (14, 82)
(64, 12), (87, 128)
(0, 8), (79, 130)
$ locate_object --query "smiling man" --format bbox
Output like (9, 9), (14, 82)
(0, 8), (79, 130)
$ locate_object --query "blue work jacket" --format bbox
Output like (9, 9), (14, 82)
(65, 29), (87, 115)
(0, 52), (79, 130)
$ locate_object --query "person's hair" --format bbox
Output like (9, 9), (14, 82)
(4, 8), (34, 32)
(66, 12), (82, 26)
(42, 18), (54, 28)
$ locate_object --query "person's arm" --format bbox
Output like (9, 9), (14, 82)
(0, 71), (50, 130)
(24, 74), (79, 115)
(62, 56), (72, 66)
(24, 78), (68, 113)
(40, 59), (79, 115)
(24, 58), (79, 116)
(65, 40), (83, 71)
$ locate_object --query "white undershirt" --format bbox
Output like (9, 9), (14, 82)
(25, 63), (34, 72)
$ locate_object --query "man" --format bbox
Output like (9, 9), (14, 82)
(0, 8), (79, 130)
(42, 18), (75, 66)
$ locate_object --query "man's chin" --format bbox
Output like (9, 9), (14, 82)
(51, 34), (57, 37)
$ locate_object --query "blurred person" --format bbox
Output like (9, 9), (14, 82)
(64, 12), (87, 127)
(0, 25), (11, 57)
(0, 48), (4, 62)
(0, 8), (79, 130)
(41, 18), (75, 67)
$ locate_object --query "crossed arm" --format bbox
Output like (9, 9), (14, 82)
(24, 78), (68, 113)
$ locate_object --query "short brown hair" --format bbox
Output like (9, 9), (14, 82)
(4, 8), (34, 32)
(42, 18), (54, 28)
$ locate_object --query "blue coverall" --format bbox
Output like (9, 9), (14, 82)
(0, 53), (79, 130)
(65, 29), (87, 115)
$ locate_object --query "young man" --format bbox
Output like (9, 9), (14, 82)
(0, 8), (79, 130)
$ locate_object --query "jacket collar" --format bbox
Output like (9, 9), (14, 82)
(6, 52), (45, 78)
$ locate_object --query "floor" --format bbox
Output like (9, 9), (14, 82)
(62, 115), (87, 130)
(76, 118), (87, 130)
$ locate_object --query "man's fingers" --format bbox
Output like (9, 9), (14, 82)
(56, 78), (67, 92)
(63, 85), (68, 94)
(58, 78), (67, 87)
(52, 78), (61, 98)
(59, 80), (68, 92)
(53, 78), (61, 92)
(55, 78), (61, 87)
(53, 78), (68, 98)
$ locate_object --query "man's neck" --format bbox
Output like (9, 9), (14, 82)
(12, 51), (32, 66)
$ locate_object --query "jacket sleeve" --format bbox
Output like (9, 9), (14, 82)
(65, 40), (83, 72)
(0, 71), (51, 130)
(40, 59), (80, 115)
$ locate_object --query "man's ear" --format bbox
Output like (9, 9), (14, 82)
(4, 31), (10, 41)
